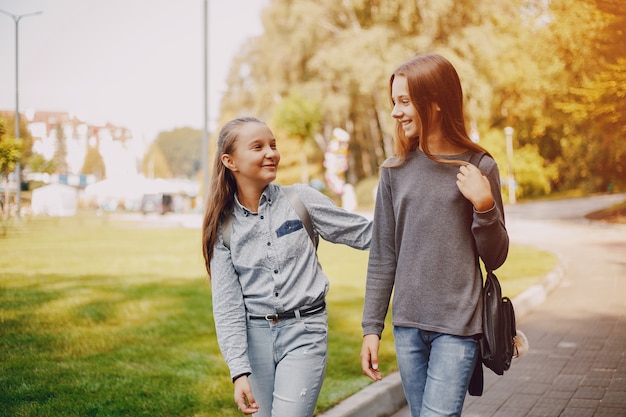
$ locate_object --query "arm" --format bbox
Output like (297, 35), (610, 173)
(210, 234), (252, 380)
(293, 184), (372, 250)
(361, 170), (395, 348)
(456, 158), (509, 270)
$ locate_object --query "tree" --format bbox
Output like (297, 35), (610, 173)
(0, 118), (22, 221)
(53, 124), (68, 174)
(273, 91), (322, 183)
(28, 154), (57, 175)
(81, 146), (106, 180)
(141, 143), (173, 179)
(151, 127), (202, 179)
(217, 0), (625, 195)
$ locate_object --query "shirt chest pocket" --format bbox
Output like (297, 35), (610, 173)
(276, 219), (308, 259)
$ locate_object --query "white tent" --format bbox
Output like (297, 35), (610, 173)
(31, 183), (78, 217)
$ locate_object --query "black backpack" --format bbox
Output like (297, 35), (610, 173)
(467, 152), (517, 396)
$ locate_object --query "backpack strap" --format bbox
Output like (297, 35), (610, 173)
(469, 151), (486, 170)
(283, 185), (319, 249)
(222, 213), (233, 249)
(221, 185), (318, 250)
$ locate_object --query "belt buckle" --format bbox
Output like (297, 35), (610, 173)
(265, 313), (278, 322)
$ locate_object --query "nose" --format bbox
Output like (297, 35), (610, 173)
(265, 146), (278, 158)
(391, 104), (402, 119)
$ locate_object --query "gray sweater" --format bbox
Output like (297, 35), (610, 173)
(362, 150), (509, 338)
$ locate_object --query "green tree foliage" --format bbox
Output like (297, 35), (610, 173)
(81, 146), (106, 180)
(53, 124), (68, 174)
(151, 127), (202, 179)
(1, 115), (33, 187)
(219, 0), (626, 197)
(0, 118), (22, 220)
(273, 91), (322, 183)
(28, 154), (57, 175)
(141, 142), (173, 179)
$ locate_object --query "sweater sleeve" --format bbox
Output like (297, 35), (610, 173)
(361, 169), (396, 338)
(472, 157), (509, 271)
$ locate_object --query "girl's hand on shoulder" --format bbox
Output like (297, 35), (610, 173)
(456, 164), (495, 212)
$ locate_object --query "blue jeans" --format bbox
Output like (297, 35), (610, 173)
(393, 327), (479, 417)
(246, 311), (328, 417)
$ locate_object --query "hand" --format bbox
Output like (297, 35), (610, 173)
(234, 376), (259, 415)
(456, 163), (494, 212)
(360, 334), (383, 381)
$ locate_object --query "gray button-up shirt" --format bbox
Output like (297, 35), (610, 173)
(210, 183), (372, 379)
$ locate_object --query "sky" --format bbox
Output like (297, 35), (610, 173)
(0, 0), (269, 142)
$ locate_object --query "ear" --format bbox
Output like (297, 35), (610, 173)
(221, 154), (238, 172)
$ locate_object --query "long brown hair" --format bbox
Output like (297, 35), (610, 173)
(201, 116), (265, 277)
(386, 54), (489, 167)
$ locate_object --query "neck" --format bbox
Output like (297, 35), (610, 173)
(236, 183), (266, 212)
(421, 129), (465, 155)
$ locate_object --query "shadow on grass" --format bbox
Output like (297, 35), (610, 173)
(0, 276), (245, 417)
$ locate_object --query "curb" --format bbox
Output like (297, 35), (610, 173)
(317, 256), (566, 417)
(316, 372), (406, 417)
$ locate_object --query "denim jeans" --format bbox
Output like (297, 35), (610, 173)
(246, 310), (328, 417)
(393, 327), (479, 417)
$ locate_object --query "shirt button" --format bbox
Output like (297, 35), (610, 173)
(267, 242), (271, 246)
(260, 215), (264, 219)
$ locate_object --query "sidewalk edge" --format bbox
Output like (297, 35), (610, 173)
(317, 256), (566, 417)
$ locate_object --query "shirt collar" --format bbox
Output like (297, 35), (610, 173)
(233, 183), (277, 216)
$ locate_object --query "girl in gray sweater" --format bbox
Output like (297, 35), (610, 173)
(360, 54), (509, 416)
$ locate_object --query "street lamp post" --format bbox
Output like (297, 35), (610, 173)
(0, 9), (42, 218)
(201, 0), (210, 210)
(504, 126), (516, 204)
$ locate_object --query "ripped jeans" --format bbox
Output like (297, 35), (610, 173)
(246, 310), (328, 417)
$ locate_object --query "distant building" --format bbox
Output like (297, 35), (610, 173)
(0, 109), (148, 183)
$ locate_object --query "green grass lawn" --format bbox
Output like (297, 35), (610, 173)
(0, 211), (556, 416)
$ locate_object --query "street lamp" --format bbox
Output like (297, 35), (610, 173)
(201, 0), (210, 210)
(0, 9), (43, 218)
(504, 126), (516, 204)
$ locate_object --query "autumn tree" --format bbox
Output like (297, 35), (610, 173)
(150, 127), (202, 179)
(0, 118), (22, 220)
(218, 0), (625, 196)
(272, 91), (322, 183)
(81, 145), (106, 180)
(141, 143), (173, 179)
(53, 124), (68, 174)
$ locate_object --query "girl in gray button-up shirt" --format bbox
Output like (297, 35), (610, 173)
(202, 117), (372, 416)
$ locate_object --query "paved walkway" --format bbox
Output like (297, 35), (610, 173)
(320, 216), (626, 417)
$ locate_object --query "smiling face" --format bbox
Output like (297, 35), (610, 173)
(222, 122), (280, 189)
(391, 75), (421, 140)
